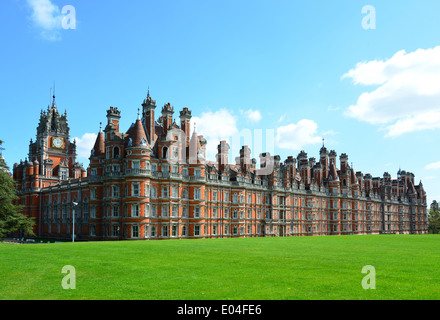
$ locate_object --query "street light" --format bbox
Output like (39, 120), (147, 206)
(72, 202), (78, 243)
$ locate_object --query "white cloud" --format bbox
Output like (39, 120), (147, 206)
(191, 109), (239, 160)
(425, 161), (440, 170)
(73, 133), (97, 161)
(26, 0), (64, 40)
(276, 119), (322, 151)
(241, 109), (262, 123)
(343, 46), (440, 137)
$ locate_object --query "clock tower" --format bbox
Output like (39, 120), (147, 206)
(27, 95), (79, 181)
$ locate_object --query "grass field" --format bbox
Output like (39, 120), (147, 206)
(0, 234), (439, 300)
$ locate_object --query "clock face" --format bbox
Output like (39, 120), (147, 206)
(52, 137), (64, 149)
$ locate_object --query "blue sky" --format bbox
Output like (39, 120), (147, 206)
(1, 0), (439, 205)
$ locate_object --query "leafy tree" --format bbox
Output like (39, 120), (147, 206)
(428, 200), (440, 234)
(0, 140), (35, 239)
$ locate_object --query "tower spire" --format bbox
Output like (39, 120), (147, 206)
(52, 81), (56, 107)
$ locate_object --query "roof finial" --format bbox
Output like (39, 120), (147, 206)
(137, 108), (141, 120)
(99, 122), (102, 132)
(322, 137), (325, 147)
(147, 86), (150, 98)
(194, 122), (197, 132)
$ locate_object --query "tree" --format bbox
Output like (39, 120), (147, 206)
(0, 140), (35, 239)
(428, 200), (440, 234)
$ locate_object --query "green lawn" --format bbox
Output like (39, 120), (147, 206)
(0, 235), (439, 300)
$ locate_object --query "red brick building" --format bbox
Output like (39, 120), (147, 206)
(13, 91), (428, 241)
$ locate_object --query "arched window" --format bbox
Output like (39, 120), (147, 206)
(162, 147), (168, 159)
(113, 147), (120, 158)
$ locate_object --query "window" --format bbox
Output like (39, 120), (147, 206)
(151, 205), (157, 217)
(213, 225), (217, 235)
(162, 187), (169, 198)
(90, 206), (96, 218)
(113, 147), (120, 158)
(194, 225), (201, 236)
(151, 226), (156, 237)
(90, 225), (96, 236)
(233, 225), (238, 235)
(132, 161), (140, 169)
(91, 188), (96, 200)
(182, 225), (187, 236)
(151, 187), (157, 198)
(132, 204), (139, 217)
(182, 206), (188, 217)
(162, 205), (169, 217)
(112, 225), (120, 237)
(113, 206), (119, 217)
(172, 225), (177, 237)
(194, 207), (201, 218)
(172, 186), (178, 198)
(224, 208), (229, 219)
(162, 225), (168, 237)
(113, 186), (120, 198)
(233, 209), (238, 219)
(132, 225), (139, 238)
(132, 183), (140, 196)
(195, 169), (201, 176)
(233, 194), (238, 203)
(194, 188), (201, 200)
(172, 205), (178, 217)
(213, 191), (218, 201)
(83, 201), (89, 222)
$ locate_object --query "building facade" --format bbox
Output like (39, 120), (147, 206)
(13, 91), (428, 241)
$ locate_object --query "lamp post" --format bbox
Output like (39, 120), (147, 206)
(72, 202), (78, 243)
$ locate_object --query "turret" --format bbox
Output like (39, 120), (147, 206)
(217, 140), (230, 173)
(161, 103), (174, 136)
(179, 107), (192, 148)
(141, 89), (156, 144)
